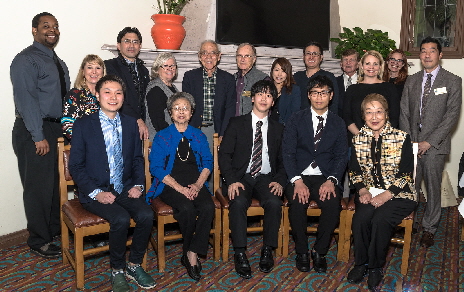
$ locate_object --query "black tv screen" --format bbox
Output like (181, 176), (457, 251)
(216, 0), (330, 49)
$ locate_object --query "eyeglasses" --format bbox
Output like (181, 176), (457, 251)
(199, 51), (219, 57)
(172, 106), (191, 112)
(122, 39), (140, 45)
(305, 52), (321, 56)
(365, 110), (386, 117)
(236, 54), (254, 59)
(309, 90), (331, 97)
(161, 64), (177, 70)
(388, 58), (404, 64)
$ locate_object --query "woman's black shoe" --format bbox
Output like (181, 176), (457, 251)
(181, 255), (201, 281)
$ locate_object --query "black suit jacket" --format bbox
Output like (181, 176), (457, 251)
(336, 75), (346, 117)
(219, 113), (287, 187)
(105, 57), (150, 120)
(182, 67), (236, 136)
(282, 108), (348, 187)
(69, 112), (144, 204)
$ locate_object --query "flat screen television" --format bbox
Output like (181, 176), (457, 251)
(216, 0), (330, 50)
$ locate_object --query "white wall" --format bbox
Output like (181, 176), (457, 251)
(1, 0), (463, 236)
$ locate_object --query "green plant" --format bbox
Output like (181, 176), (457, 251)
(330, 27), (397, 60)
(154, 0), (190, 15)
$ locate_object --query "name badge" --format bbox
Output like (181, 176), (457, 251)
(434, 87), (447, 95)
(243, 91), (251, 97)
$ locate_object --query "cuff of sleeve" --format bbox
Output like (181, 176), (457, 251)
(290, 176), (302, 184)
(89, 189), (103, 200)
(354, 182), (366, 191)
(388, 185), (401, 196)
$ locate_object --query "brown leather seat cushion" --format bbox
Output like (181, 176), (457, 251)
(62, 199), (107, 228)
(152, 195), (221, 216)
(214, 188), (263, 209)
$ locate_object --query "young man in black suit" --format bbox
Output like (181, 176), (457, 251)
(283, 75), (348, 273)
(69, 75), (155, 292)
(219, 80), (287, 279)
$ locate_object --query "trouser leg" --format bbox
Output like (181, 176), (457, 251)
(228, 180), (252, 249)
(189, 189), (215, 255)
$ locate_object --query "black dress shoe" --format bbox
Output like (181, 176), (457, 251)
(234, 252), (252, 279)
(347, 265), (367, 284)
(420, 231), (434, 248)
(311, 250), (327, 273)
(295, 253), (310, 272)
(197, 256), (202, 272)
(367, 268), (383, 291)
(181, 255), (201, 281)
(259, 246), (274, 273)
(30, 243), (61, 258)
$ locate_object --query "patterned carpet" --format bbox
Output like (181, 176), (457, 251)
(0, 202), (462, 292)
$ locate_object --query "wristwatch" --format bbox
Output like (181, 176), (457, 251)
(327, 177), (337, 185)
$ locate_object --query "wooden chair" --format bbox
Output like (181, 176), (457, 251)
(341, 142), (419, 276)
(58, 137), (146, 289)
(212, 133), (284, 262)
(281, 197), (349, 261)
(143, 140), (221, 272)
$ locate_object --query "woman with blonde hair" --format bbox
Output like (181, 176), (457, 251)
(62, 54), (105, 141)
(343, 50), (399, 145)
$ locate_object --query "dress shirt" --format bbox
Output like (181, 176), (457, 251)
(10, 41), (70, 142)
(202, 68), (216, 122)
(246, 111), (271, 175)
(420, 66), (440, 115)
(343, 72), (358, 89)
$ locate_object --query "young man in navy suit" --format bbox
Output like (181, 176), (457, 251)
(69, 75), (155, 292)
(219, 80), (287, 279)
(283, 75), (348, 273)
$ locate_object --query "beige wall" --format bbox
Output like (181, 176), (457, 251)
(1, 0), (463, 236)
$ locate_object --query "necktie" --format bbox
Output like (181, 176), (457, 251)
(346, 76), (352, 90)
(128, 62), (145, 120)
(53, 51), (67, 99)
(311, 116), (324, 168)
(250, 121), (263, 178)
(421, 73), (433, 112)
(110, 119), (124, 194)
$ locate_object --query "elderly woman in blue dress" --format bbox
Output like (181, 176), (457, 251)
(147, 92), (214, 282)
(347, 93), (417, 291)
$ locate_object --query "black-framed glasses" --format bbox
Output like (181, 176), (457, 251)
(309, 90), (331, 97)
(305, 52), (321, 56)
(388, 58), (404, 64)
(161, 64), (177, 70)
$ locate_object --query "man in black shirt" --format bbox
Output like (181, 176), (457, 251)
(11, 12), (70, 258)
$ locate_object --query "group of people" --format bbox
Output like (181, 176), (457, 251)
(10, 11), (461, 292)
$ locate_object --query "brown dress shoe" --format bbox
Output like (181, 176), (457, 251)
(420, 231), (434, 248)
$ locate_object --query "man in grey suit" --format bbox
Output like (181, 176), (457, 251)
(400, 36), (462, 248)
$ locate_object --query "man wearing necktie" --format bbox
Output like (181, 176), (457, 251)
(336, 49), (359, 117)
(283, 75), (348, 273)
(105, 27), (150, 140)
(11, 12), (70, 258)
(219, 80), (287, 279)
(69, 75), (155, 291)
(400, 37), (462, 248)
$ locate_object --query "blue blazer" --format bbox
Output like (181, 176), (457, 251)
(282, 108), (348, 187)
(182, 67), (236, 136)
(277, 85), (301, 125)
(69, 112), (144, 204)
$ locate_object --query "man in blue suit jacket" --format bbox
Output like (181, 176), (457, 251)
(283, 75), (348, 274)
(69, 75), (155, 291)
(182, 40), (236, 141)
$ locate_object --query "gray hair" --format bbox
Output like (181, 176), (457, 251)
(151, 53), (177, 79)
(166, 92), (196, 113)
(236, 43), (256, 56)
(199, 40), (221, 53)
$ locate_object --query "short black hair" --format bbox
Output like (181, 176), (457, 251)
(117, 27), (142, 44)
(251, 79), (278, 101)
(303, 41), (323, 55)
(32, 12), (54, 28)
(420, 36), (442, 54)
(96, 75), (126, 94)
(307, 75), (333, 94)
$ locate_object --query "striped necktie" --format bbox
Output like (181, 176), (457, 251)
(110, 119), (124, 193)
(311, 116), (324, 168)
(250, 121), (263, 178)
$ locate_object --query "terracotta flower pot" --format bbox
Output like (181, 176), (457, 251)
(151, 14), (186, 50)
